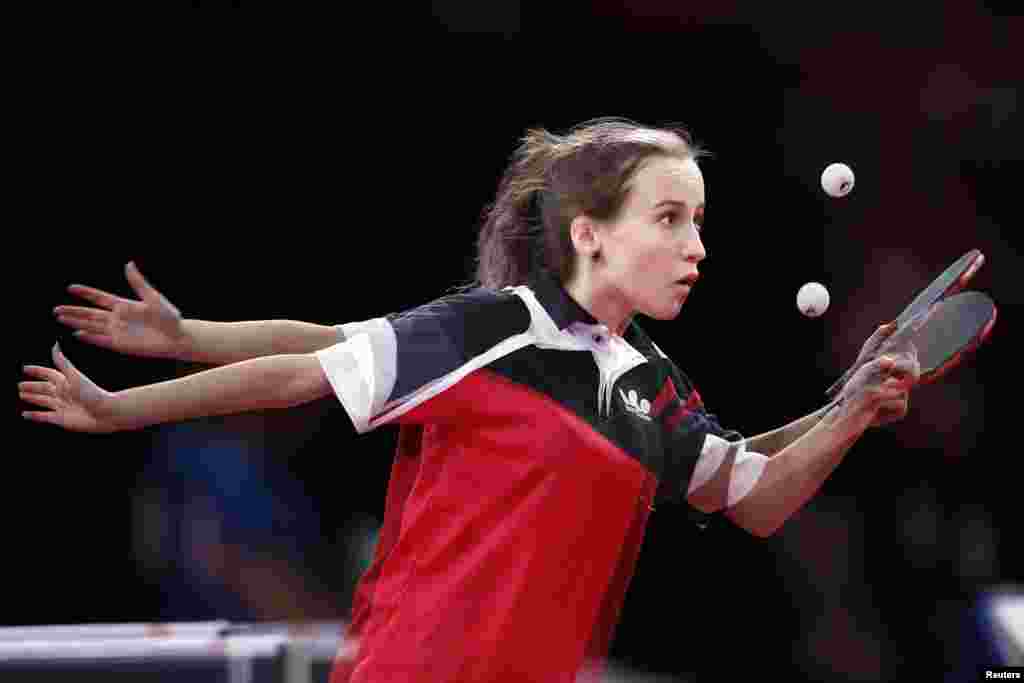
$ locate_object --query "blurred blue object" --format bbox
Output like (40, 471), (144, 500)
(135, 419), (331, 621)
(947, 587), (1023, 682)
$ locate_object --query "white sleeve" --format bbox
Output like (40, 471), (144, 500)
(318, 289), (533, 434)
(687, 433), (768, 507)
(726, 443), (768, 507)
(314, 318), (397, 434)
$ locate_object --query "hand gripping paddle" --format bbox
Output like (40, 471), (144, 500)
(824, 250), (996, 408)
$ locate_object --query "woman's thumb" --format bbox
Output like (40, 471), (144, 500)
(52, 342), (76, 378)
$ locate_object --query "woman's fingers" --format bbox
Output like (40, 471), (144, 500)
(125, 261), (161, 302)
(59, 317), (109, 336)
(125, 262), (181, 317)
(54, 305), (109, 322)
(69, 332), (117, 350)
(874, 396), (909, 425)
(868, 320), (897, 349)
(841, 347), (916, 426)
(66, 284), (121, 309)
(22, 365), (64, 384)
(51, 343), (79, 381)
(869, 320), (897, 345)
(20, 349), (112, 433)
(21, 410), (62, 425)
(18, 381), (54, 395)
(880, 396), (908, 413)
(52, 306), (121, 350)
(56, 311), (110, 336)
(19, 391), (61, 411)
(873, 355), (915, 402)
(882, 351), (921, 385)
(876, 341), (920, 373)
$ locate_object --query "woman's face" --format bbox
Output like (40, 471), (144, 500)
(596, 154), (707, 321)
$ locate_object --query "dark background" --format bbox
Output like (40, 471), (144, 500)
(10, 4), (1022, 681)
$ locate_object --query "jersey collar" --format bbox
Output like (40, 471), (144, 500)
(527, 270), (601, 330)
(527, 270), (641, 341)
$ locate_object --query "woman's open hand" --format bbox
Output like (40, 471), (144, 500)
(53, 262), (187, 359)
(19, 343), (120, 433)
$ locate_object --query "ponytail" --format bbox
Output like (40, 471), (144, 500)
(473, 128), (558, 289)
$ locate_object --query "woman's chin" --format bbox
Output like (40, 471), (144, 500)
(646, 297), (686, 320)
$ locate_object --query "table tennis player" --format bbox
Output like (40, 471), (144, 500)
(22, 117), (919, 682)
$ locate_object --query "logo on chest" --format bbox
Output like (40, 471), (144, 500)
(618, 388), (652, 421)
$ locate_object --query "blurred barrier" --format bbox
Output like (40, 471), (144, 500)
(0, 621), (345, 683)
(0, 620), (700, 681)
(0, 621), (231, 641)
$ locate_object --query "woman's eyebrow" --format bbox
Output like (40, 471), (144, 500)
(652, 199), (706, 210)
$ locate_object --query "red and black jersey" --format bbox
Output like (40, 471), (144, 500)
(317, 271), (741, 682)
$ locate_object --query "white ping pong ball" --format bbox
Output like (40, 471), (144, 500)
(821, 162), (855, 198)
(797, 282), (830, 318)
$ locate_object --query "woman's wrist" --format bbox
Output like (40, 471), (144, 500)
(818, 396), (873, 440)
(97, 390), (137, 432)
(174, 319), (206, 362)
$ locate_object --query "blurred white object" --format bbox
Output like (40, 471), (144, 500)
(987, 589), (1024, 665)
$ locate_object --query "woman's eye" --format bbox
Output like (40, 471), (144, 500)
(693, 208), (706, 232)
(659, 211), (677, 226)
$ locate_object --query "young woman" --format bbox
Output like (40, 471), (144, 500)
(21, 117), (918, 682)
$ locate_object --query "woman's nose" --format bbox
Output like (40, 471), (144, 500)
(685, 231), (707, 263)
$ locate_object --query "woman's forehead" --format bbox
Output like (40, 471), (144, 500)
(628, 156), (705, 207)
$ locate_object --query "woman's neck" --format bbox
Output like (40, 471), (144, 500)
(564, 270), (631, 336)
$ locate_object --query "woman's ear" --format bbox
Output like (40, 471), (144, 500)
(569, 214), (601, 262)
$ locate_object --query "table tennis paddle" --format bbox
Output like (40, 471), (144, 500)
(897, 290), (996, 385)
(820, 289), (996, 420)
(825, 249), (989, 400)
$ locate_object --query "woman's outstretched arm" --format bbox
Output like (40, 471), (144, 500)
(19, 343), (332, 433)
(54, 262), (340, 364)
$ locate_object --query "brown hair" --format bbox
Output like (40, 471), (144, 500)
(470, 116), (705, 290)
